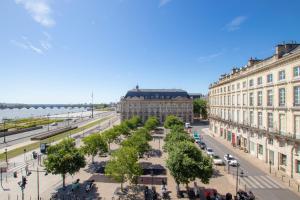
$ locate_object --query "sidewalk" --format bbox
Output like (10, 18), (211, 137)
(0, 113), (115, 154)
(202, 127), (300, 196)
(0, 116), (119, 200)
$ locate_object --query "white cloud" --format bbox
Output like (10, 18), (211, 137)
(159, 0), (172, 7)
(11, 32), (52, 54)
(15, 0), (55, 27)
(197, 52), (223, 63)
(225, 16), (247, 32)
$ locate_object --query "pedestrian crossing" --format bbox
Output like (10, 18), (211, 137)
(240, 175), (285, 189)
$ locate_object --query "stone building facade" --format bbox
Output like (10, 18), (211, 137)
(209, 43), (300, 182)
(120, 87), (193, 124)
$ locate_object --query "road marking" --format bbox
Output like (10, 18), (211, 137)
(241, 176), (256, 188)
(264, 175), (284, 188)
(253, 176), (273, 188)
(248, 176), (265, 188)
(259, 175), (280, 188)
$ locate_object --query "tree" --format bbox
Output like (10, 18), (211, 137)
(164, 115), (184, 129)
(193, 99), (208, 119)
(144, 116), (159, 131)
(102, 129), (120, 150)
(164, 130), (194, 152)
(114, 122), (131, 136)
(125, 116), (142, 130)
(105, 147), (142, 190)
(81, 133), (108, 163)
(121, 131), (151, 157)
(166, 141), (213, 188)
(44, 138), (86, 188)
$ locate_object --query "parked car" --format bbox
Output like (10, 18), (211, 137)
(224, 154), (239, 166)
(198, 142), (206, 150)
(195, 138), (201, 144)
(206, 148), (215, 157)
(212, 155), (224, 165)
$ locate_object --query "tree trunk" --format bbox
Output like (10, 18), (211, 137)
(62, 174), (66, 188)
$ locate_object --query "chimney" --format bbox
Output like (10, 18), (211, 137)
(276, 42), (300, 59)
(248, 57), (260, 66)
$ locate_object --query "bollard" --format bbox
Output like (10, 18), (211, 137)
(244, 184), (246, 191)
(282, 175), (284, 181)
(298, 184), (299, 192)
(289, 180), (290, 186)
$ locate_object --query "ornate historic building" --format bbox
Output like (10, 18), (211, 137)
(120, 86), (193, 123)
(209, 43), (300, 181)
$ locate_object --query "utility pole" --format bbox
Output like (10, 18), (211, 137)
(37, 167), (40, 200)
(47, 113), (50, 131)
(91, 92), (94, 118)
(3, 119), (6, 143)
(236, 163), (240, 195)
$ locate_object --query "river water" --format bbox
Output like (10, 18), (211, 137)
(0, 107), (89, 121)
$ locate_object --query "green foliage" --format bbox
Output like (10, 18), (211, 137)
(105, 147), (142, 189)
(144, 116), (159, 131)
(81, 133), (108, 163)
(166, 141), (213, 185)
(164, 115), (184, 129)
(125, 116), (142, 130)
(121, 129), (151, 156)
(114, 122), (131, 136)
(44, 138), (86, 187)
(193, 99), (208, 119)
(164, 130), (194, 152)
(170, 124), (185, 133)
(0, 117), (63, 130)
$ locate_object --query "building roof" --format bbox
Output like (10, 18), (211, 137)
(124, 88), (191, 100)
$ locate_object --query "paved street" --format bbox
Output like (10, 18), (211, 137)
(194, 124), (300, 200)
(0, 111), (113, 150)
(0, 115), (120, 200)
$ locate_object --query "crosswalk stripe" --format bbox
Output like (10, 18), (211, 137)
(263, 175), (284, 188)
(241, 177), (257, 188)
(252, 176), (272, 188)
(259, 176), (280, 188)
(247, 176), (264, 188)
(260, 176), (278, 188)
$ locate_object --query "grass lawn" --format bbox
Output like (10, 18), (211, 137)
(0, 116), (112, 161)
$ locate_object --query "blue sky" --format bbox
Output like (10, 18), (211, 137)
(0, 0), (300, 104)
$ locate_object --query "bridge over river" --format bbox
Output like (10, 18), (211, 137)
(0, 103), (93, 110)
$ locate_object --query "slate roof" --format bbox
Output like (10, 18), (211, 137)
(124, 88), (191, 100)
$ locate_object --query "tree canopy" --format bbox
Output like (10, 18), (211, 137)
(164, 115), (184, 129)
(121, 130), (151, 157)
(125, 116), (142, 130)
(144, 116), (159, 131)
(44, 138), (86, 187)
(193, 99), (208, 119)
(105, 146), (142, 189)
(164, 130), (194, 152)
(81, 133), (108, 163)
(166, 141), (213, 185)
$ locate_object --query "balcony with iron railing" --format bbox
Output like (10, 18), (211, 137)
(209, 114), (300, 141)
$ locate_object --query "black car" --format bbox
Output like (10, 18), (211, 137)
(198, 142), (206, 150)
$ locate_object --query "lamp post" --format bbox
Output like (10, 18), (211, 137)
(3, 118), (7, 143)
(47, 113), (50, 132)
(236, 162), (240, 195)
(5, 148), (8, 166)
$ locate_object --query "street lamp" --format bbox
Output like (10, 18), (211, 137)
(5, 148), (8, 166)
(236, 162), (240, 195)
(47, 113), (50, 132)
